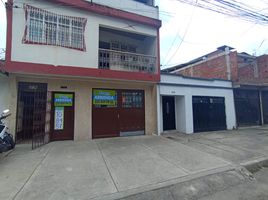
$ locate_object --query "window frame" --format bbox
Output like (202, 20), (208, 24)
(23, 4), (87, 51)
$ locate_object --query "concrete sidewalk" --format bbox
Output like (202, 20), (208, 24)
(164, 126), (268, 166)
(0, 127), (267, 200)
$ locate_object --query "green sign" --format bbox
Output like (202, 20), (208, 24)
(93, 89), (117, 106)
(54, 94), (73, 107)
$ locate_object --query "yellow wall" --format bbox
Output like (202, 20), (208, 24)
(10, 75), (157, 140)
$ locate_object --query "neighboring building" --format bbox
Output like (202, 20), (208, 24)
(157, 73), (236, 134)
(4, 0), (161, 144)
(0, 61), (11, 115)
(164, 46), (268, 127)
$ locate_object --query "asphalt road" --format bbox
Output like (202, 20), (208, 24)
(199, 167), (268, 200)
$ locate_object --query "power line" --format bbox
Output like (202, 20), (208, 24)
(161, 26), (181, 65)
(175, 0), (268, 25)
(0, 0), (5, 7)
(163, 1), (197, 67)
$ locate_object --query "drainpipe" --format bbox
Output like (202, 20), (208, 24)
(225, 46), (231, 80)
(259, 90), (264, 125)
(156, 84), (161, 136)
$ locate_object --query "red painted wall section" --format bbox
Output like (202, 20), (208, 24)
(7, 61), (160, 82)
(46, 0), (161, 28)
(5, 0), (13, 66)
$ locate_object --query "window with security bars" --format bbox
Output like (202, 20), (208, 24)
(122, 91), (143, 108)
(23, 4), (87, 51)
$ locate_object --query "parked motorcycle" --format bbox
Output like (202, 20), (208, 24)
(0, 109), (15, 153)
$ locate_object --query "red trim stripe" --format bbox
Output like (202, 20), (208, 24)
(7, 61), (160, 82)
(5, 0), (13, 69)
(46, 0), (162, 28)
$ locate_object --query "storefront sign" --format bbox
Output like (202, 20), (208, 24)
(93, 89), (117, 106)
(54, 107), (64, 130)
(54, 93), (73, 107)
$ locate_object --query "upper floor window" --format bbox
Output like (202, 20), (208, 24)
(23, 5), (87, 51)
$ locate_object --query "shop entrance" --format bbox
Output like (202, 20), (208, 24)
(162, 96), (176, 131)
(16, 82), (49, 149)
(50, 92), (75, 141)
(92, 89), (145, 139)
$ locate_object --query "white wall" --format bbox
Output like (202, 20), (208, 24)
(11, 0), (158, 69)
(0, 75), (10, 115)
(175, 96), (187, 133)
(158, 74), (236, 134)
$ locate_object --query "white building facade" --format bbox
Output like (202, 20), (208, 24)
(157, 74), (237, 135)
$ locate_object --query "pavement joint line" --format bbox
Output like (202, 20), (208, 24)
(240, 156), (268, 168)
(11, 145), (53, 200)
(164, 136), (233, 166)
(190, 139), (252, 156)
(95, 140), (119, 193)
(90, 165), (236, 200)
(190, 135), (267, 158)
(138, 141), (191, 174)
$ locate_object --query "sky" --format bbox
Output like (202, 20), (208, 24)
(0, 0), (268, 68)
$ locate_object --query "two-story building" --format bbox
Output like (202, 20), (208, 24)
(3, 0), (161, 145)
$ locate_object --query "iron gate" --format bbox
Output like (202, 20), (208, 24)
(261, 91), (268, 124)
(193, 96), (227, 132)
(234, 89), (261, 126)
(16, 82), (51, 149)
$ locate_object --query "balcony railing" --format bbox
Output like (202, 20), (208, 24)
(99, 48), (157, 74)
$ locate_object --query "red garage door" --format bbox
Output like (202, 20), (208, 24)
(92, 89), (145, 139)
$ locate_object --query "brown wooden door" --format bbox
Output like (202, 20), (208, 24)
(92, 107), (119, 139)
(92, 89), (145, 139)
(50, 92), (75, 141)
(119, 90), (145, 135)
(92, 89), (119, 139)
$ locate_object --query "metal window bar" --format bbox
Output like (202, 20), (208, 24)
(99, 48), (157, 73)
(25, 5), (85, 50)
(32, 91), (51, 150)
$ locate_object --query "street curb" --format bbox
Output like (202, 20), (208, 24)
(90, 164), (235, 200)
(91, 157), (268, 200)
(241, 156), (268, 173)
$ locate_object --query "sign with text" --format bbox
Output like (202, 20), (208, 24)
(54, 93), (73, 107)
(54, 107), (64, 130)
(93, 89), (117, 106)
